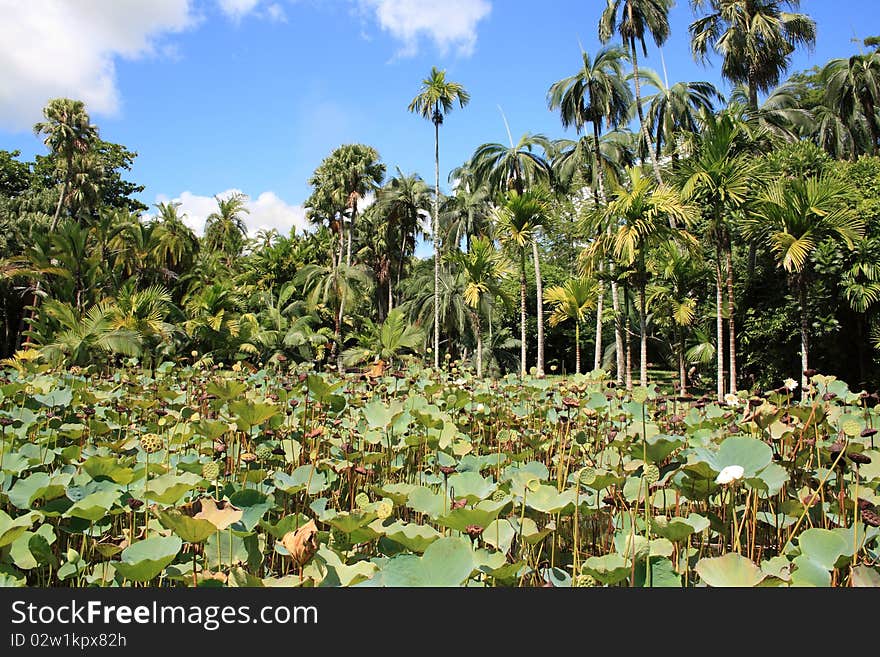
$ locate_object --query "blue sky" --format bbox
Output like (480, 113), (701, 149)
(0, 0), (874, 241)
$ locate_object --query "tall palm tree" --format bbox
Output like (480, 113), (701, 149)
(599, 0), (674, 183)
(374, 169), (431, 308)
(689, 0), (816, 112)
(679, 110), (761, 400)
(589, 167), (697, 386)
(822, 52), (880, 156)
(409, 67), (470, 369)
(744, 175), (863, 393)
(637, 68), (723, 161)
(33, 98), (97, 231)
(544, 276), (599, 374)
(150, 201), (199, 276)
(450, 235), (511, 377)
(204, 193), (249, 267)
(493, 190), (551, 377)
(443, 165), (491, 253)
(470, 132), (553, 197)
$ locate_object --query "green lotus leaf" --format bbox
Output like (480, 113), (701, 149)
(82, 455), (135, 485)
(695, 552), (765, 587)
(228, 399), (279, 430)
(744, 461), (788, 495)
(790, 555), (831, 587)
(581, 553), (630, 585)
(482, 519), (515, 553)
(525, 485), (576, 514)
(798, 528), (848, 570)
(8, 472), (71, 509)
(274, 465), (328, 495)
(435, 497), (511, 532)
(446, 471), (496, 503)
(363, 537), (475, 587)
(715, 436), (773, 477)
(382, 521), (441, 553)
(64, 490), (119, 522)
(406, 486), (446, 519)
(114, 535), (182, 582)
(144, 472), (201, 505)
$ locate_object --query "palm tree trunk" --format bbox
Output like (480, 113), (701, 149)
(638, 279), (648, 387)
(433, 116), (441, 369)
(678, 326), (687, 396)
(594, 277), (604, 371)
(335, 283), (346, 375)
(611, 274), (624, 384)
(624, 282), (632, 390)
(475, 311), (483, 378)
(799, 278), (809, 399)
(49, 178), (68, 232)
(575, 320), (581, 375)
(531, 240), (544, 377)
(629, 34), (663, 185)
(715, 249), (725, 403)
(725, 241), (737, 394)
(520, 250), (527, 378)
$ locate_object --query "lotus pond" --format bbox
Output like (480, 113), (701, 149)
(1, 361), (879, 587)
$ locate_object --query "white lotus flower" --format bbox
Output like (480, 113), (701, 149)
(716, 465), (745, 485)
(475, 403), (485, 414)
(724, 393), (740, 407)
(784, 378), (798, 391)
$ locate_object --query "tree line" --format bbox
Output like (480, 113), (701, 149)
(1, 1), (879, 401)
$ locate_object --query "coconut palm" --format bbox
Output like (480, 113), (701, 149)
(204, 193), (249, 267)
(679, 110), (762, 400)
(33, 98), (98, 231)
(822, 52), (880, 156)
(637, 68), (723, 161)
(443, 165), (491, 252)
(150, 201), (199, 276)
(743, 174), (863, 393)
(689, 0), (816, 112)
(589, 166), (697, 387)
(729, 82), (814, 142)
(547, 45), (633, 204)
(493, 190), (551, 377)
(450, 236), (512, 377)
(469, 132), (553, 197)
(409, 67), (470, 369)
(599, 0), (674, 183)
(544, 276), (599, 374)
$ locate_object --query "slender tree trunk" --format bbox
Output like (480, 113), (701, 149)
(520, 250), (527, 378)
(725, 240), (737, 394)
(575, 320), (581, 375)
(531, 240), (544, 377)
(611, 274), (624, 384)
(335, 282), (346, 375)
(799, 278), (809, 399)
(629, 34), (663, 184)
(594, 277), (604, 371)
(387, 276), (393, 314)
(747, 72), (759, 114)
(678, 325), (687, 396)
(50, 178), (67, 232)
(433, 116), (441, 369)
(346, 205), (355, 269)
(715, 248), (725, 403)
(624, 282), (632, 390)
(638, 279), (647, 387)
(475, 311), (483, 378)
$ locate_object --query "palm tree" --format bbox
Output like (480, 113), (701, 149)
(409, 67), (470, 369)
(38, 299), (140, 367)
(443, 165), (491, 252)
(544, 276), (599, 375)
(204, 193), (249, 267)
(374, 169), (431, 308)
(450, 236), (511, 377)
(342, 308), (424, 370)
(729, 82), (814, 142)
(679, 110), (761, 400)
(637, 68), (723, 161)
(470, 132), (553, 197)
(33, 98), (97, 231)
(294, 262), (373, 372)
(150, 201), (199, 276)
(589, 166), (697, 386)
(493, 190), (551, 377)
(646, 242), (705, 394)
(547, 45), (633, 205)
(599, 0), (674, 183)
(744, 175), (863, 393)
(822, 52), (880, 156)
(689, 0), (816, 112)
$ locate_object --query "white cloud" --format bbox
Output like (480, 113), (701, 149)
(0, 0), (196, 131)
(359, 0), (491, 57)
(217, 0), (286, 22)
(154, 189), (308, 238)
(217, 0), (261, 20)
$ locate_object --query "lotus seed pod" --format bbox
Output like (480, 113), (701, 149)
(643, 464), (660, 485)
(240, 452), (257, 463)
(139, 433), (163, 454)
(491, 489), (506, 502)
(201, 461), (220, 481)
(576, 574), (597, 588)
(376, 501), (392, 519)
(579, 467), (596, 486)
(255, 443), (273, 461)
(355, 492), (370, 509)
